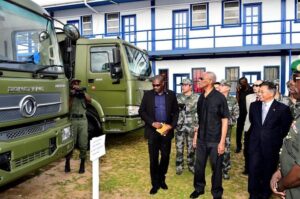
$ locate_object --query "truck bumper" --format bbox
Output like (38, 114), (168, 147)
(103, 116), (144, 133)
(0, 118), (73, 187)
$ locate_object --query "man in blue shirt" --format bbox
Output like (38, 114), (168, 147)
(139, 75), (179, 195)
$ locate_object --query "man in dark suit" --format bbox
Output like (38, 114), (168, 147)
(139, 75), (179, 195)
(248, 81), (293, 199)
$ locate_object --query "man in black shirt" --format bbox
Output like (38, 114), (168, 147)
(190, 72), (229, 199)
(235, 77), (253, 153)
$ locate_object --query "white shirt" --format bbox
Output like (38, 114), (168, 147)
(262, 99), (274, 124)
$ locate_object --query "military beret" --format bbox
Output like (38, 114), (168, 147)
(220, 79), (232, 87)
(291, 59), (300, 73)
(180, 78), (193, 85)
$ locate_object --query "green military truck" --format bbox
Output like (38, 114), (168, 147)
(0, 0), (77, 186)
(59, 36), (153, 138)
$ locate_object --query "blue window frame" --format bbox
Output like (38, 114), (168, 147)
(242, 72), (261, 85)
(172, 9), (189, 50)
(190, 3), (209, 30)
(105, 12), (120, 36)
(222, 0), (241, 27)
(173, 73), (190, 93)
(295, 0), (300, 22)
(243, 3), (262, 46)
(81, 15), (93, 36)
(122, 15), (136, 44)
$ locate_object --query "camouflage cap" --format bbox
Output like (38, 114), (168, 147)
(273, 79), (280, 85)
(180, 78), (193, 85)
(220, 79), (232, 87)
(291, 59), (300, 73)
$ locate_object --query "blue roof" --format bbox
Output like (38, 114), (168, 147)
(45, 0), (148, 12)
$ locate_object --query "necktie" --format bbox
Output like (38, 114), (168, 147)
(262, 103), (268, 124)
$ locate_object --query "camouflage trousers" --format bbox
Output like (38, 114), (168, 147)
(222, 125), (232, 175)
(175, 128), (195, 171)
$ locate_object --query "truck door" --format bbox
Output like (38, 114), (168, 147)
(87, 45), (126, 117)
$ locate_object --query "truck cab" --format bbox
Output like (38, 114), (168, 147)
(0, 0), (74, 186)
(60, 37), (153, 138)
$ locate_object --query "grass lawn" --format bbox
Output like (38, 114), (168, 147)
(100, 127), (249, 199)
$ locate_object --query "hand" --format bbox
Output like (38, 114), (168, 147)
(192, 136), (197, 148)
(270, 170), (286, 198)
(161, 124), (172, 136)
(218, 142), (225, 155)
(152, 122), (163, 129)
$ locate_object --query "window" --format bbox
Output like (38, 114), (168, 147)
(106, 13), (120, 35)
(81, 15), (92, 35)
(15, 31), (39, 61)
(191, 3), (208, 29)
(90, 46), (118, 73)
(223, 0), (240, 26)
(159, 69), (169, 89)
(225, 67), (239, 92)
(192, 68), (206, 93)
(296, 0), (300, 21)
(264, 66), (279, 81)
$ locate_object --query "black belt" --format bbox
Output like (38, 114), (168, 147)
(71, 114), (84, 118)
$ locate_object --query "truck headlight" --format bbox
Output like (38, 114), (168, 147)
(62, 126), (71, 142)
(127, 106), (139, 116)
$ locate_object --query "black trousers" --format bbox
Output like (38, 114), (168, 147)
(194, 140), (223, 198)
(248, 149), (278, 199)
(148, 132), (172, 189)
(236, 113), (247, 150)
(243, 131), (250, 172)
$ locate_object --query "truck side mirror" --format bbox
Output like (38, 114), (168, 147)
(63, 24), (80, 41)
(110, 48), (122, 83)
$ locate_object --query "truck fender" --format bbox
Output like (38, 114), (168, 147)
(89, 98), (105, 122)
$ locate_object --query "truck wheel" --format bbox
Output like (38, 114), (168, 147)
(86, 111), (102, 141)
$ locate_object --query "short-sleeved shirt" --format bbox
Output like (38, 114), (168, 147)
(280, 116), (300, 198)
(197, 89), (230, 143)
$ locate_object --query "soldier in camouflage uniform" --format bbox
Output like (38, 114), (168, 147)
(273, 79), (291, 106)
(175, 78), (199, 175)
(218, 80), (239, 180)
(270, 60), (300, 199)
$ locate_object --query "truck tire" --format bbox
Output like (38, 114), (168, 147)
(86, 110), (102, 141)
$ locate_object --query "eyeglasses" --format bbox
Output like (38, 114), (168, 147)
(152, 84), (161, 87)
(253, 84), (261, 87)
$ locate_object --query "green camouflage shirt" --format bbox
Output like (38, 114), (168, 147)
(226, 95), (239, 126)
(176, 93), (199, 132)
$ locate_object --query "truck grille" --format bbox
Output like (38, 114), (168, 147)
(0, 121), (55, 141)
(14, 149), (49, 168)
(0, 93), (61, 123)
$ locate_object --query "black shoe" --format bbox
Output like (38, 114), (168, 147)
(190, 190), (204, 198)
(242, 170), (248, 175)
(235, 148), (241, 153)
(160, 182), (168, 190)
(64, 159), (71, 173)
(79, 158), (85, 174)
(150, 187), (159, 195)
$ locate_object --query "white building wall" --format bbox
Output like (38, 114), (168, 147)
(155, 56), (286, 91)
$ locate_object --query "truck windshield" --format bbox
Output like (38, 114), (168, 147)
(124, 45), (152, 78)
(0, 1), (63, 73)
